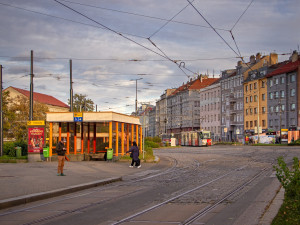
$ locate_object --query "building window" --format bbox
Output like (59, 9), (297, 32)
(291, 103), (296, 111)
(246, 97), (248, 103)
(281, 77), (285, 84)
(254, 95), (258, 102)
(262, 120), (266, 127)
(270, 106), (273, 113)
(269, 92), (273, 100)
(250, 84), (253, 90)
(246, 121), (249, 128)
(275, 78), (279, 85)
(291, 74), (296, 82)
(275, 91), (279, 99)
(262, 107), (266, 114)
(254, 107), (257, 114)
(269, 120), (273, 127)
(246, 109), (248, 115)
(290, 89), (295, 97)
(270, 80), (273, 87)
(250, 108), (253, 114)
(250, 121), (253, 127)
(245, 85), (248, 92)
(290, 118), (296, 126)
(254, 120), (257, 127)
(250, 96), (253, 102)
(280, 90), (285, 98)
(261, 81), (265, 88)
(275, 105), (279, 113)
(281, 104), (285, 112)
(254, 82), (257, 89)
(262, 93), (265, 101)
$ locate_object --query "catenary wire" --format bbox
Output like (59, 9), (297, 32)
(54, 0), (197, 77)
(231, 0), (255, 31)
(59, 0), (230, 32)
(149, 0), (195, 38)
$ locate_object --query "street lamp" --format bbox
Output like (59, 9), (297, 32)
(130, 78), (143, 116)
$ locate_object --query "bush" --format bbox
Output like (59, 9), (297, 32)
(152, 136), (162, 143)
(3, 142), (15, 155)
(272, 157), (300, 225)
(3, 140), (28, 157)
(145, 140), (159, 148)
(273, 156), (300, 198)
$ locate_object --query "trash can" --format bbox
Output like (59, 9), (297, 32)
(43, 147), (49, 158)
(106, 148), (113, 160)
(16, 147), (22, 158)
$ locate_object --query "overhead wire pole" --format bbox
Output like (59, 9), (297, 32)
(29, 50), (34, 121)
(70, 59), (73, 112)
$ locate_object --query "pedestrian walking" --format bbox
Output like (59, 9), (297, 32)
(127, 141), (141, 168)
(56, 139), (67, 176)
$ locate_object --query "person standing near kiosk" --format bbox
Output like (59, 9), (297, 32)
(56, 139), (67, 176)
(127, 141), (141, 168)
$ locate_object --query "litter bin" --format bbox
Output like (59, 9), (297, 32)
(106, 148), (113, 160)
(15, 147), (22, 158)
(43, 147), (49, 158)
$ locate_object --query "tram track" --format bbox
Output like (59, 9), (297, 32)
(111, 163), (269, 225)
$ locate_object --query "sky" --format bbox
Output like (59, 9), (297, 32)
(0, 0), (299, 114)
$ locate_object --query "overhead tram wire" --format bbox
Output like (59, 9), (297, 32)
(149, 0), (195, 38)
(59, 0), (230, 32)
(229, 0), (255, 59)
(0, 2), (146, 39)
(186, 0), (241, 59)
(54, 0), (196, 78)
(186, 0), (259, 73)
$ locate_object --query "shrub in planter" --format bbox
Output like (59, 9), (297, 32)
(3, 142), (15, 156)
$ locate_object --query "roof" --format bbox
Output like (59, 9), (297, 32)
(171, 77), (219, 96)
(266, 58), (300, 77)
(6, 86), (69, 108)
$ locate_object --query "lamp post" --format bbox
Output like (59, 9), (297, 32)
(131, 78), (143, 116)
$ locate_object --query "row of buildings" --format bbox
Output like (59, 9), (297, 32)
(141, 50), (300, 142)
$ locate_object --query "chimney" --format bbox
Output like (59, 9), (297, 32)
(200, 75), (203, 82)
(256, 53), (261, 62)
(290, 50), (299, 62)
(250, 55), (255, 64)
(270, 52), (278, 65)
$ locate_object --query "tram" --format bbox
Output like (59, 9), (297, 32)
(180, 130), (212, 147)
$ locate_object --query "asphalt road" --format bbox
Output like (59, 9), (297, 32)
(1, 145), (299, 225)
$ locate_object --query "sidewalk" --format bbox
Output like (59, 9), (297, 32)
(0, 159), (164, 209)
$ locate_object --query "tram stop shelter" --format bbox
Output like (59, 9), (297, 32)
(46, 112), (142, 160)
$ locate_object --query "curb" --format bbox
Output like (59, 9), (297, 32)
(0, 177), (122, 210)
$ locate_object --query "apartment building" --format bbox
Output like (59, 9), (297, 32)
(166, 75), (218, 134)
(266, 51), (300, 133)
(243, 53), (278, 136)
(199, 78), (221, 141)
(155, 89), (175, 136)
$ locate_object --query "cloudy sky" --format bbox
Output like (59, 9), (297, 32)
(0, 0), (299, 114)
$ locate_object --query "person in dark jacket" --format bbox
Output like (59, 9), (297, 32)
(127, 141), (141, 168)
(56, 140), (67, 176)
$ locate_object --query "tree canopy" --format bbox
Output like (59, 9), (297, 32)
(68, 93), (94, 112)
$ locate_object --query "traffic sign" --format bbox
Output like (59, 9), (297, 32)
(74, 112), (83, 122)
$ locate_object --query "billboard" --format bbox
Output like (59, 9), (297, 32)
(28, 127), (45, 153)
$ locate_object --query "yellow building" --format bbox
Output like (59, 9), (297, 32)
(4, 86), (69, 112)
(243, 53), (278, 135)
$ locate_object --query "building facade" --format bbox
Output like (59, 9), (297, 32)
(266, 51), (300, 133)
(199, 79), (221, 141)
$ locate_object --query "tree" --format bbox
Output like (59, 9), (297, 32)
(4, 94), (49, 141)
(68, 93), (94, 112)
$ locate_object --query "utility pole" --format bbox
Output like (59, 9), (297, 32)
(70, 59), (73, 112)
(0, 65), (3, 156)
(130, 78), (142, 116)
(257, 81), (260, 144)
(29, 50), (34, 121)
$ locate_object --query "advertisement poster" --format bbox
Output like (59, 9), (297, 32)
(28, 127), (45, 153)
(281, 129), (288, 143)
